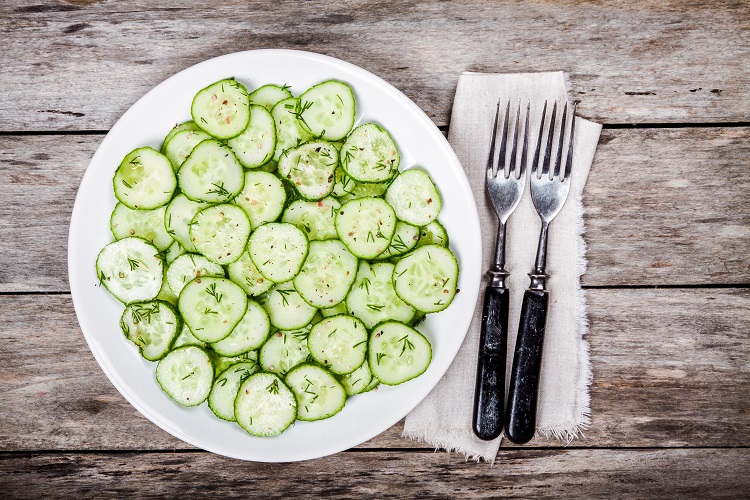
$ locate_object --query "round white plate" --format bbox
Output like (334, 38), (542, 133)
(68, 49), (481, 462)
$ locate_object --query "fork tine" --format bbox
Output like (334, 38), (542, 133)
(553, 102), (568, 178)
(541, 101), (557, 178)
(531, 100), (548, 178)
(487, 100), (502, 179)
(563, 101), (577, 180)
(517, 100), (531, 180)
(507, 100), (521, 179)
(495, 99), (511, 178)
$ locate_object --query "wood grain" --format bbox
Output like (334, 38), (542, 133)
(2, 288), (747, 451)
(3, 0), (750, 495)
(585, 126), (750, 286)
(1, 448), (748, 498)
(2, 0), (749, 131)
(2, 127), (748, 293)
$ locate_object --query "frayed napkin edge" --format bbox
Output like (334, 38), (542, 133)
(538, 193), (593, 443)
(401, 428), (498, 464)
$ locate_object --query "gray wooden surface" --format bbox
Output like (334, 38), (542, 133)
(2, 0), (749, 497)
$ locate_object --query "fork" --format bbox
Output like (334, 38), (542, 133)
(505, 100), (577, 444)
(472, 99), (529, 441)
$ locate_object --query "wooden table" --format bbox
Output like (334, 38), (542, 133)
(2, 1), (749, 497)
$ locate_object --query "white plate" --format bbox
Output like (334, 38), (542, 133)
(68, 50), (481, 462)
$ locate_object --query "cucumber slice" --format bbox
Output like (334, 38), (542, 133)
(178, 139), (245, 203)
(191, 78), (250, 139)
(165, 240), (186, 264)
(362, 375), (380, 393)
(208, 361), (259, 421)
(164, 129), (212, 171)
(293, 240), (358, 308)
(113, 147), (177, 210)
(235, 372), (297, 437)
(156, 270), (178, 306)
(310, 310), (325, 325)
(339, 360), (373, 396)
(164, 193), (211, 253)
(385, 169), (442, 227)
(227, 104), (276, 168)
(321, 302), (348, 318)
(248, 222), (309, 283)
(375, 221), (420, 260)
(259, 327), (312, 375)
(331, 167), (356, 198)
(173, 323), (208, 349)
(156, 346), (214, 406)
(161, 121), (200, 152)
(368, 321), (432, 386)
(120, 300), (182, 361)
(209, 350), (258, 377)
(285, 364), (346, 421)
(332, 168), (391, 201)
(340, 123), (400, 183)
(260, 160), (278, 173)
(166, 253), (225, 297)
(232, 170), (286, 229)
(393, 245), (458, 313)
(281, 196), (341, 241)
(211, 299), (270, 356)
(298, 80), (356, 141)
(178, 276), (248, 343)
(258, 281), (317, 330)
(248, 84), (293, 110)
(308, 314), (367, 375)
(347, 261), (415, 329)
(271, 97), (313, 162)
(96, 237), (164, 304)
(335, 197), (397, 259)
(348, 179), (391, 200)
(227, 250), (274, 297)
(110, 203), (173, 251)
(416, 220), (449, 248)
(189, 204), (251, 265)
(278, 141), (338, 200)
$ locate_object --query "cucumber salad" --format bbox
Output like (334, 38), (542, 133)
(96, 77), (460, 437)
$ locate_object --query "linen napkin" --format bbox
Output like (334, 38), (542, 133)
(403, 72), (602, 462)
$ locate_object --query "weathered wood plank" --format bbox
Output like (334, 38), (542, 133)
(1, 449), (748, 498)
(0, 135), (90, 293)
(584, 126), (750, 286)
(2, 127), (748, 293)
(1, 288), (748, 451)
(2, 0), (748, 130)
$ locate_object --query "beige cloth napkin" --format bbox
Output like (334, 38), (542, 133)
(403, 72), (602, 462)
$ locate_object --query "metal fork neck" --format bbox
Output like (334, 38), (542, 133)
(488, 221), (509, 288)
(529, 220), (550, 290)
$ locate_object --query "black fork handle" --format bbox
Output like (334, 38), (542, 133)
(505, 288), (548, 444)
(472, 286), (509, 440)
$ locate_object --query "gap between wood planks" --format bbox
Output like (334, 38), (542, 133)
(1, 122), (750, 137)
(3, 283), (750, 297)
(1, 444), (749, 456)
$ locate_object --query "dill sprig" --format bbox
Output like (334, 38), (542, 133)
(266, 379), (280, 395)
(206, 283), (223, 303)
(398, 335), (415, 356)
(131, 302), (160, 324)
(207, 182), (230, 199)
(276, 288), (292, 307)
